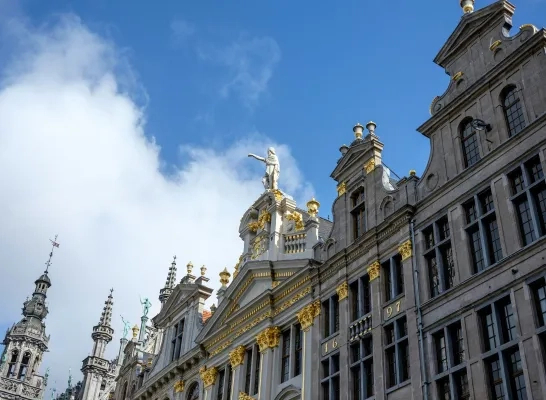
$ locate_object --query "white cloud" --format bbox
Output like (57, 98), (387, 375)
(170, 19), (195, 44)
(197, 34), (281, 108)
(0, 14), (311, 394)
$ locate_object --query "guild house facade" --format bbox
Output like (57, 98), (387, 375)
(107, 1), (546, 400)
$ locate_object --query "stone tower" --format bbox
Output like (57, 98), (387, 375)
(79, 290), (115, 400)
(0, 237), (59, 400)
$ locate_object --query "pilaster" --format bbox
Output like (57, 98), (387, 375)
(296, 300), (321, 400)
(335, 282), (349, 400)
(368, 261), (385, 400)
(255, 326), (281, 400)
(199, 366), (218, 400)
(228, 346), (246, 398)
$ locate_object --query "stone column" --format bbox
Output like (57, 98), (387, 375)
(256, 326), (281, 400)
(335, 282), (349, 400)
(296, 300), (321, 400)
(228, 346), (246, 398)
(199, 366), (218, 400)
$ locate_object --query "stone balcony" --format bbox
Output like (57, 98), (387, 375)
(349, 312), (372, 342)
(0, 377), (43, 400)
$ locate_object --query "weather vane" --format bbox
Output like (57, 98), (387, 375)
(45, 234), (60, 273)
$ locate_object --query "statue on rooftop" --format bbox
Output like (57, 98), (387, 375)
(121, 315), (130, 339)
(248, 147), (280, 191)
(140, 297), (152, 317)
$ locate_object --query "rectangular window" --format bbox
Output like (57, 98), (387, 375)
(253, 351), (261, 395)
(171, 318), (185, 361)
(431, 321), (467, 398)
(321, 353), (340, 400)
(531, 277), (546, 327)
(423, 216), (454, 298)
(244, 349), (252, 394)
(294, 325), (303, 377)
(479, 295), (527, 400)
(351, 188), (366, 240)
(281, 329), (291, 383)
(384, 316), (409, 388)
(349, 337), (374, 399)
(383, 254), (404, 302)
(323, 295), (340, 338)
(350, 274), (371, 322)
(463, 188), (503, 274)
(509, 156), (546, 246)
(216, 369), (226, 400)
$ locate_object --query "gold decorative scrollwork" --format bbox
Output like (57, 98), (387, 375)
(337, 182), (346, 197)
(251, 235), (266, 260)
(296, 299), (321, 332)
(364, 158), (375, 174)
(239, 393), (255, 400)
(336, 282), (348, 301)
(398, 239), (412, 261)
(489, 40), (501, 51)
(452, 71), (464, 81)
(173, 380), (185, 393)
(247, 209), (271, 233)
(367, 261), (380, 281)
(271, 189), (283, 202)
(256, 326), (281, 352)
(229, 345), (246, 369)
(286, 211), (304, 231)
(233, 254), (243, 279)
(199, 366), (218, 388)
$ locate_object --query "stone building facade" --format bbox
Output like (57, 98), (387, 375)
(116, 1), (546, 400)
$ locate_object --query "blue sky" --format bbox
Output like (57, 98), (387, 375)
(1, 0), (545, 391)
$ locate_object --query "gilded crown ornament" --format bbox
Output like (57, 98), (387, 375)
(131, 324), (139, 339)
(229, 346), (246, 368)
(199, 366), (218, 388)
(296, 300), (321, 332)
(220, 268), (231, 287)
(306, 198), (320, 217)
(256, 326), (281, 352)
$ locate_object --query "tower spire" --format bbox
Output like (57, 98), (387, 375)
(159, 256), (177, 306)
(45, 234), (60, 273)
(99, 288), (114, 326)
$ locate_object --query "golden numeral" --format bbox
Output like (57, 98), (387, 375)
(386, 306), (393, 317)
(324, 342), (328, 353)
(396, 300), (401, 312)
(332, 339), (338, 349)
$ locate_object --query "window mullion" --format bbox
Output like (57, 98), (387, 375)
(435, 247), (446, 293)
(477, 218), (490, 268)
(526, 188), (543, 237)
(491, 303), (503, 347)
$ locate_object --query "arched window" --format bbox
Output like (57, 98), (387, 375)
(501, 85), (526, 137)
(17, 352), (31, 380)
(460, 118), (481, 168)
(6, 350), (18, 377)
(186, 383), (199, 400)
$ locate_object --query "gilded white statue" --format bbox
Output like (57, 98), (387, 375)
(248, 147), (280, 191)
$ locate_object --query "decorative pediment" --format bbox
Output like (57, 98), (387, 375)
(330, 142), (371, 180)
(434, 1), (515, 68)
(153, 284), (209, 327)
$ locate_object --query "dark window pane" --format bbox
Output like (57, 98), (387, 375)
(486, 218), (503, 264)
(515, 198), (536, 245)
(510, 168), (525, 194)
(469, 228), (485, 273)
(503, 87), (526, 137)
(461, 121), (481, 167)
(441, 246), (455, 290)
(438, 218), (450, 240)
(428, 256), (440, 298)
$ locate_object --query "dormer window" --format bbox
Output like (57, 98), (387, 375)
(351, 188), (366, 240)
(501, 85), (526, 137)
(460, 118), (481, 168)
(170, 319), (185, 361)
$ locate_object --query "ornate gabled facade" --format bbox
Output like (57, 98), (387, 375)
(0, 239), (59, 400)
(112, 1), (546, 399)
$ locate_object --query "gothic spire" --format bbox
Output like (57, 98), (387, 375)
(159, 256), (177, 305)
(98, 289), (114, 327)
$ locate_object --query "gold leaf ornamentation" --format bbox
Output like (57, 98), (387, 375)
(296, 299), (321, 332)
(489, 40), (501, 51)
(286, 211), (305, 231)
(173, 381), (185, 393)
(337, 182), (346, 197)
(229, 345), (246, 369)
(199, 366), (218, 388)
(256, 326), (281, 352)
(306, 198), (320, 217)
(452, 71), (464, 81)
(364, 158), (376, 174)
(367, 261), (380, 281)
(336, 282), (348, 301)
(398, 240), (412, 261)
(239, 393), (255, 400)
(271, 189), (283, 202)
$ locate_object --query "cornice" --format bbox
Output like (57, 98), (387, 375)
(419, 29), (546, 136)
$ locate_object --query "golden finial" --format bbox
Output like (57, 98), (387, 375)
(200, 265), (207, 276)
(353, 123), (364, 140)
(131, 324), (139, 339)
(187, 261), (193, 275)
(409, 170), (416, 177)
(460, 0), (474, 14)
(219, 268), (231, 287)
(306, 198), (320, 218)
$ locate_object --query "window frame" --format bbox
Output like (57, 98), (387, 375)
(349, 274), (371, 323)
(322, 295), (340, 338)
(501, 85), (526, 138)
(280, 323), (303, 384)
(422, 216), (454, 299)
(171, 318), (185, 361)
(382, 254), (404, 302)
(320, 351), (340, 400)
(350, 187), (366, 241)
(459, 117), (481, 168)
(384, 316), (410, 390)
(462, 187), (503, 274)
(349, 336), (374, 399)
(507, 155), (546, 247)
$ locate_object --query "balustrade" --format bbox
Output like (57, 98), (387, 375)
(283, 233), (306, 254)
(349, 313), (372, 342)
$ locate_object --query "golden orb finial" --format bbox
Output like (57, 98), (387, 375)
(219, 268), (231, 287)
(131, 324), (139, 339)
(306, 198), (320, 218)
